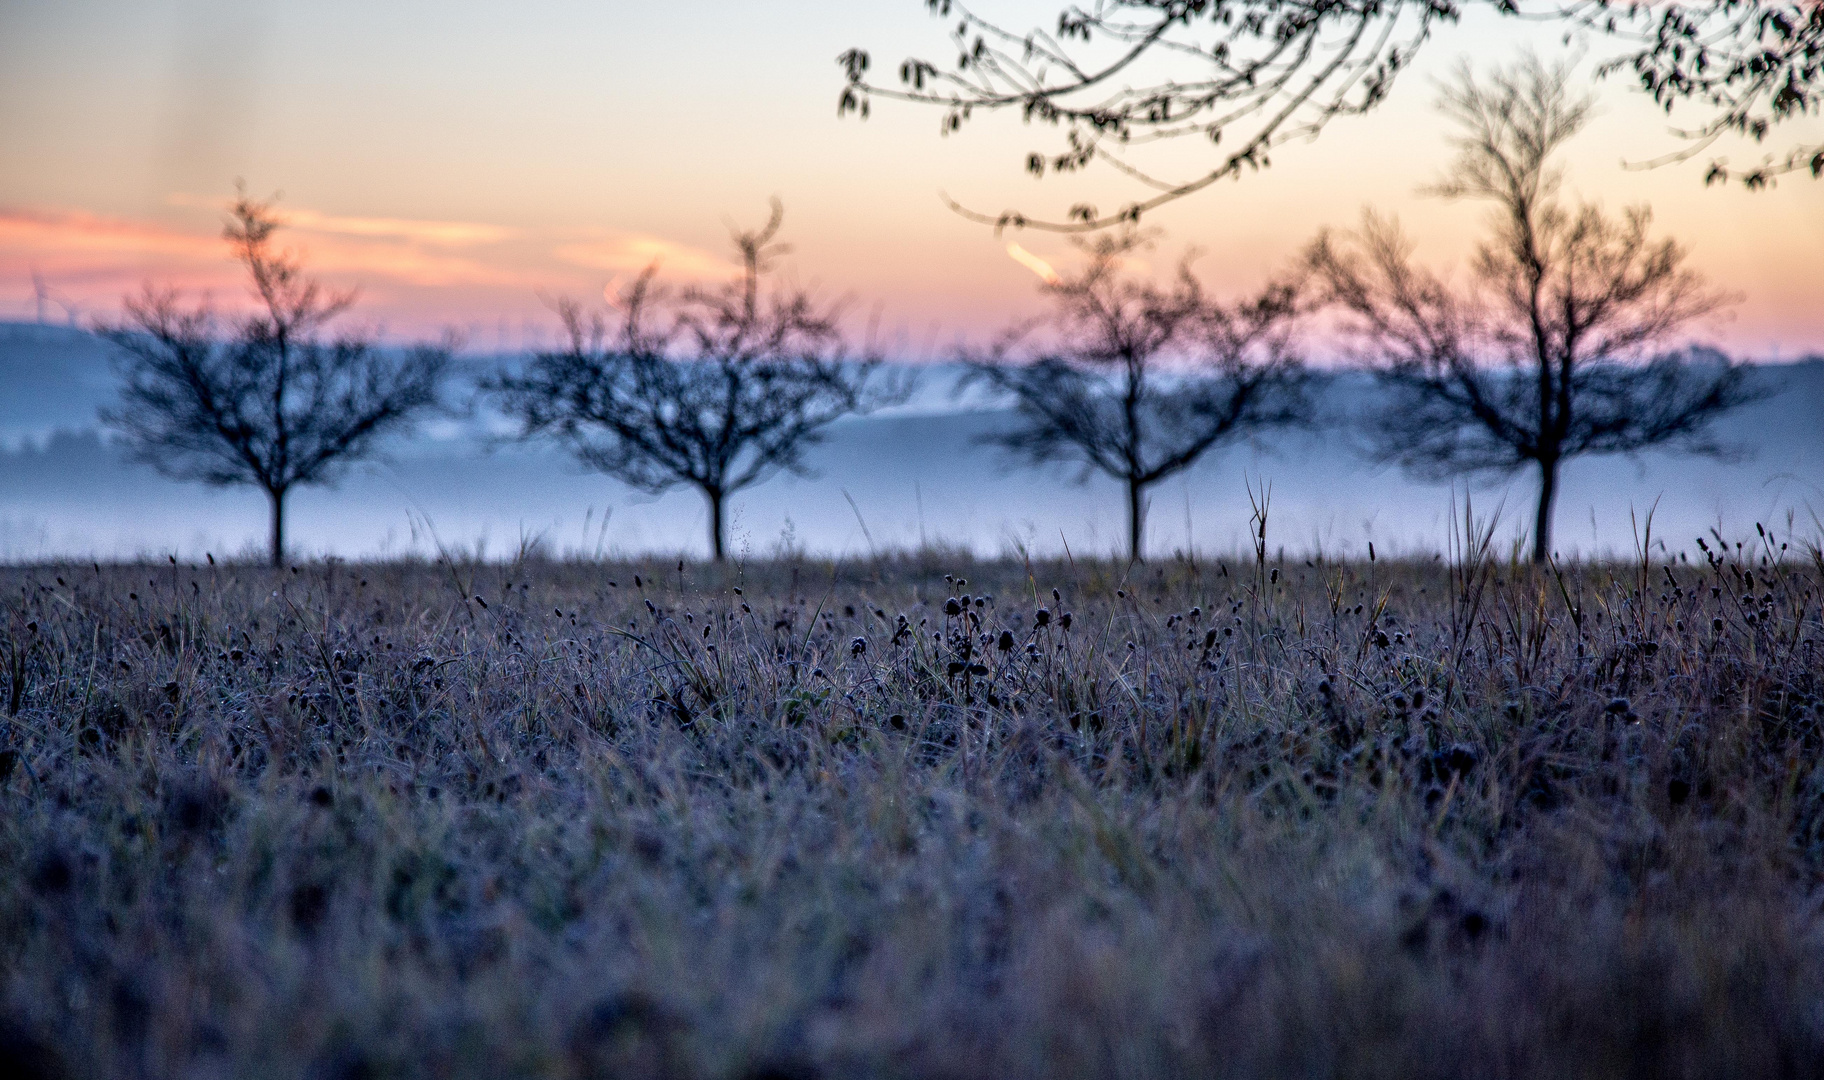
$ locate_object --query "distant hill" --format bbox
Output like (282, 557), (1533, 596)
(0, 321), (119, 445)
(2, 321), (1818, 560)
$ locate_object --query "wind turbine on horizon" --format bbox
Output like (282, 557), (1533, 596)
(29, 270), (83, 328)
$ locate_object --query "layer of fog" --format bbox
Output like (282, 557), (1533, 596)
(4, 322), (1819, 562)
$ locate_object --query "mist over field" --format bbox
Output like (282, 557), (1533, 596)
(2, 321), (1818, 563)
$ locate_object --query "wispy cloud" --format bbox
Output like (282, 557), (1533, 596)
(0, 208), (221, 264)
(283, 209), (518, 247)
(1005, 242), (1060, 285)
(164, 193), (519, 247)
(295, 238), (525, 287)
(553, 231), (729, 279)
(1, 204), (526, 290)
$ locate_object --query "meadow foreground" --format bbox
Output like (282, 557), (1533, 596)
(2, 542), (1822, 1079)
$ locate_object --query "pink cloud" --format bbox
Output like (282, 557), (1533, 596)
(0, 208), (221, 265)
(0, 204), (528, 300)
(287, 210), (518, 247)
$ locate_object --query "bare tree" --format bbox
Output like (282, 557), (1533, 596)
(487, 201), (904, 562)
(1305, 57), (1758, 563)
(100, 191), (452, 567)
(966, 230), (1309, 561)
(838, 1), (1819, 231)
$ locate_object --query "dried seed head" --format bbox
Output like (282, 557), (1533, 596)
(31, 851), (73, 894)
(1437, 744), (1478, 778)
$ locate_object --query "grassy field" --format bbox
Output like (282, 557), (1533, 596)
(2, 529), (1822, 1079)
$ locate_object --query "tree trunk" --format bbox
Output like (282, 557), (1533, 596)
(268, 486), (287, 569)
(1532, 458), (1558, 564)
(1127, 477), (1146, 563)
(706, 487), (726, 563)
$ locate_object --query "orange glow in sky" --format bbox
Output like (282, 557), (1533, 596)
(1, 1), (1819, 357)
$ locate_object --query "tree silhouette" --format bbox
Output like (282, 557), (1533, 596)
(1305, 57), (1758, 563)
(839, 1), (1819, 230)
(488, 201), (903, 562)
(99, 191), (452, 567)
(966, 230), (1309, 561)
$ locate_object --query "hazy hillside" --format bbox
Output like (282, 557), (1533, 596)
(1, 322), (1818, 560)
(0, 322), (120, 445)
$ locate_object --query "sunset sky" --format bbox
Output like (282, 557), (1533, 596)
(3, 0), (1821, 358)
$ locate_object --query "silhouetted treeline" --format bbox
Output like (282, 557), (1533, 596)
(93, 62), (1777, 564)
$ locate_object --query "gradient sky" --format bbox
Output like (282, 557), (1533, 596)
(2, 0), (1821, 356)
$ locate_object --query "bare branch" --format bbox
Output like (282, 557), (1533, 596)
(1576, 0), (1822, 188)
(841, 0), (1466, 231)
(842, 0), (1819, 231)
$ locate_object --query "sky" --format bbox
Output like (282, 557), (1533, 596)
(2, 0), (1821, 357)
